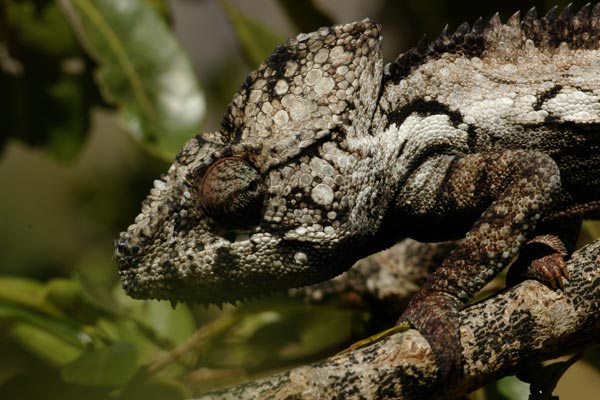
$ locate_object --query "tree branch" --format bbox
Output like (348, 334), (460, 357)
(194, 239), (600, 399)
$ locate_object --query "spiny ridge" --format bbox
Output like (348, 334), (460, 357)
(387, 3), (600, 82)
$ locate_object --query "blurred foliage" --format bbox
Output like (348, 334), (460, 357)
(0, 275), (368, 399)
(0, 0), (598, 399)
(217, 0), (285, 68)
(58, 0), (205, 159)
(1, 0), (93, 160)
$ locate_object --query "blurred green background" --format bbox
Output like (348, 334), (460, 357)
(0, 0), (598, 399)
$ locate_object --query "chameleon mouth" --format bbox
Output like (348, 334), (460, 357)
(119, 267), (277, 307)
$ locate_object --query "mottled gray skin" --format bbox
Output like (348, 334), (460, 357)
(116, 5), (600, 380)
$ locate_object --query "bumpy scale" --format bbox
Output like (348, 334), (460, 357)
(116, 4), (600, 382)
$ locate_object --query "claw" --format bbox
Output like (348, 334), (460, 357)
(508, 233), (572, 290)
(560, 263), (570, 280)
(529, 252), (568, 290)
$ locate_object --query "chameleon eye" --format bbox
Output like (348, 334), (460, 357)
(199, 157), (265, 230)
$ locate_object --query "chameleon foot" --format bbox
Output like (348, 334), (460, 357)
(528, 252), (569, 289)
(399, 292), (464, 382)
(508, 234), (569, 289)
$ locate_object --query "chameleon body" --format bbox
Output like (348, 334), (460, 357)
(116, 5), (600, 380)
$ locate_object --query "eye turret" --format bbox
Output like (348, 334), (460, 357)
(198, 157), (265, 230)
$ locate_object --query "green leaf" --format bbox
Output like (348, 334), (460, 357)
(496, 376), (530, 400)
(581, 220), (600, 244)
(61, 342), (138, 387)
(118, 375), (189, 400)
(41, 69), (92, 160)
(0, 279), (104, 366)
(143, 301), (197, 346)
(9, 65), (92, 161)
(0, 300), (93, 362)
(58, 0), (205, 159)
(0, 372), (111, 400)
(5, 320), (85, 366)
(44, 278), (110, 325)
(2, 0), (92, 162)
(0, 277), (62, 316)
(217, 0), (285, 67)
(276, 0), (334, 32)
(296, 311), (364, 354)
(201, 299), (366, 369)
(5, 0), (79, 59)
(144, 0), (172, 23)
(112, 286), (196, 347)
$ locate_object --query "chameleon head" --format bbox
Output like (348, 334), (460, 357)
(115, 20), (390, 304)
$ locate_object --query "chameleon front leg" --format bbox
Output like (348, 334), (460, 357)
(294, 239), (458, 318)
(395, 150), (562, 382)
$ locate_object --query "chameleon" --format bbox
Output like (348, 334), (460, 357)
(115, 4), (600, 382)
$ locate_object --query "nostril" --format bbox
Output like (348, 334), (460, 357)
(115, 235), (139, 258)
(116, 237), (129, 255)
